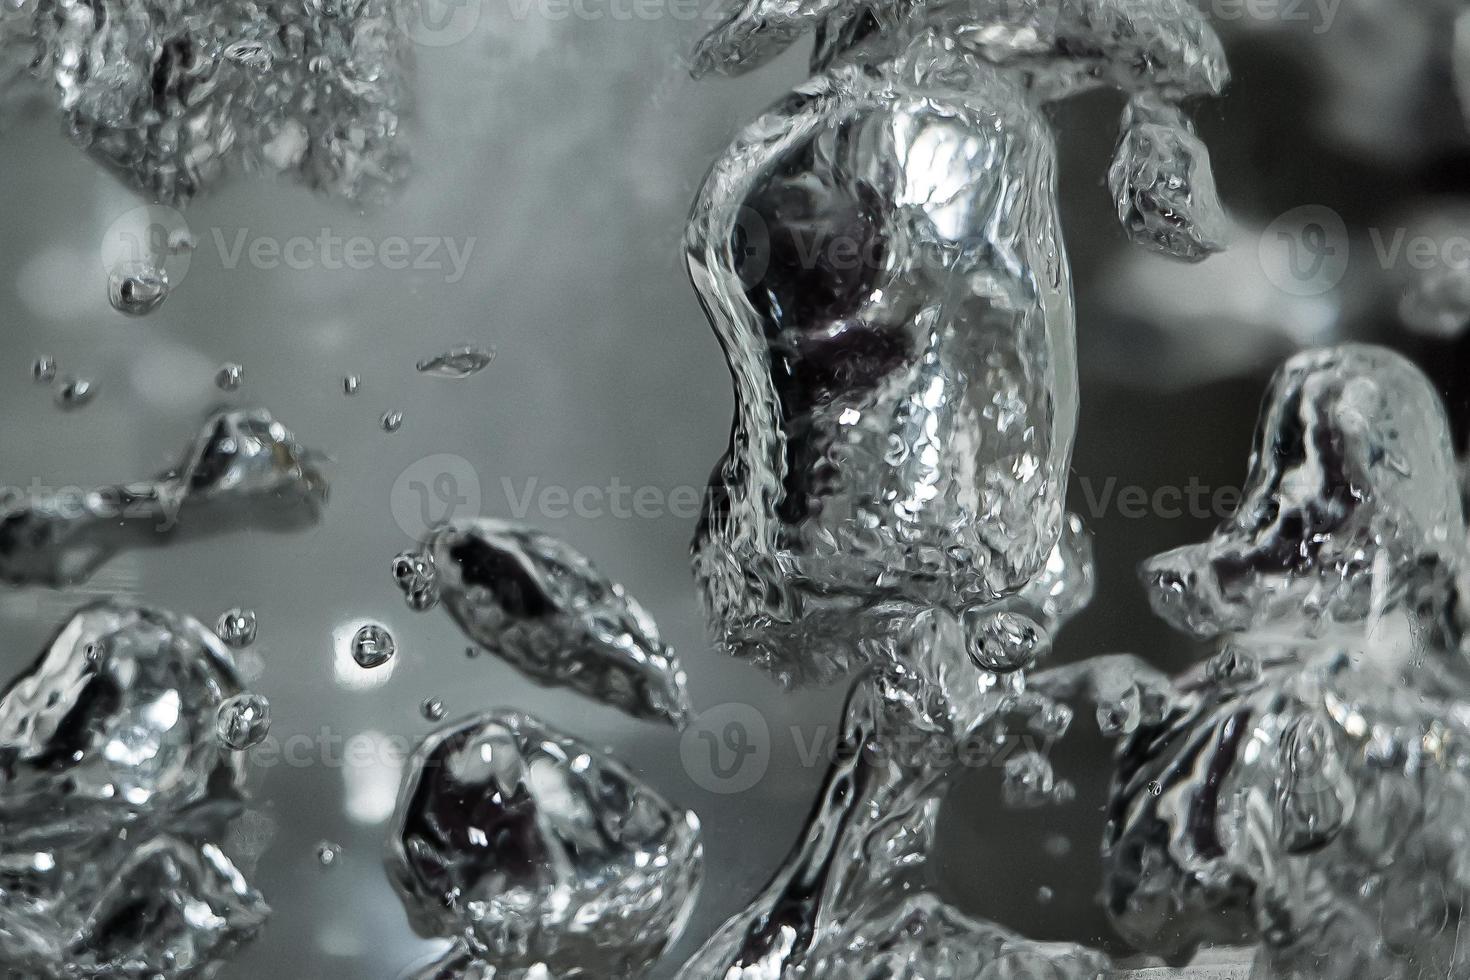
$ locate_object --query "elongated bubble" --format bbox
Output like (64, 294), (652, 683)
(686, 0), (1226, 685)
(392, 519), (694, 728)
(0, 407), (328, 587)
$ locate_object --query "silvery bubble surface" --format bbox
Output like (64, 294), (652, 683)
(350, 623), (396, 669)
(386, 710), (703, 976)
(0, 602), (268, 976)
(686, 0), (1226, 685)
(0, 408), (328, 587)
(415, 346), (495, 378)
(1105, 343), (1470, 978)
(1140, 345), (1465, 641)
(0, 0), (413, 204)
(392, 519), (695, 727)
(676, 611), (1106, 979)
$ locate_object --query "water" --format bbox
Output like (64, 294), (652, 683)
(216, 363), (244, 391)
(217, 693), (272, 750)
(0, 408), (327, 587)
(3, 0), (411, 204)
(315, 842), (343, 869)
(387, 712), (703, 976)
(54, 376), (95, 410)
(216, 608), (259, 648)
(107, 264), (169, 316)
(350, 624), (396, 669)
(415, 346), (495, 379)
(0, 604), (268, 975)
(1, 0), (1467, 977)
(391, 518), (695, 727)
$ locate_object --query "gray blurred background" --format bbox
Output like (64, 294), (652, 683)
(2, 4), (1468, 977)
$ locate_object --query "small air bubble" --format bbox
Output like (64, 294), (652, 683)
(56, 378), (96, 410)
(31, 356), (56, 384)
(351, 624), (395, 669)
(108, 263), (169, 316)
(216, 693), (271, 750)
(216, 608), (258, 648)
(421, 697), (446, 721)
(315, 841), (342, 868)
(381, 410), (403, 433)
(215, 363), (243, 391)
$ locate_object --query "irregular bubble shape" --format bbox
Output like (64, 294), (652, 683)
(0, 602), (246, 838)
(216, 693), (271, 750)
(0, 602), (268, 976)
(416, 346), (495, 378)
(420, 696), (445, 721)
(1103, 642), (1470, 977)
(1032, 653), (1175, 740)
(392, 519), (695, 728)
(1140, 344), (1465, 641)
(216, 362), (243, 391)
(386, 711), (703, 975)
(1105, 345), (1470, 978)
(31, 356), (56, 384)
(2, 0), (413, 204)
(381, 410), (404, 433)
(693, 0), (1229, 96)
(0, 835), (269, 979)
(964, 608), (1050, 673)
(351, 623), (396, 668)
(0, 407), (328, 586)
(216, 607), (258, 648)
(316, 841), (343, 868)
(677, 611), (1104, 979)
(686, 0), (1226, 683)
(1108, 93), (1229, 261)
(107, 263), (169, 316)
(1001, 750), (1065, 809)
(343, 375), (362, 396)
(55, 376), (96, 410)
